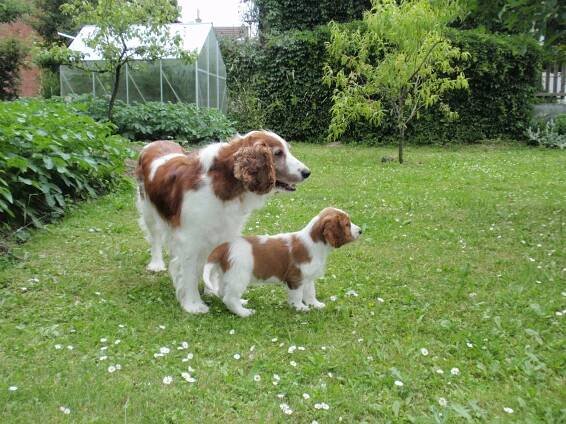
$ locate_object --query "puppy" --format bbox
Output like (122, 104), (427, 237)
(203, 208), (362, 317)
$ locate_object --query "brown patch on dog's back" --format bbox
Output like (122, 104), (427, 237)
(246, 235), (311, 289)
(137, 141), (202, 227)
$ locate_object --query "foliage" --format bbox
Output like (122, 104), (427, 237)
(526, 116), (566, 149)
(0, 38), (28, 101)
(31, 0), (84, 43)
(0, 0), (29, 23)
(45, 0), (192, 120)
(324, 0), (469, 162)
(251, 0), (371, 34)
(223, 24), (541, 144)
(1, 145), (565, 421)
(65, 96), (236, 143)
(461, 0), (565, 54)
(0, 99), (132, 230)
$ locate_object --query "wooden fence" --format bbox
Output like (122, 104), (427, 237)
(538, 63), (565, 99)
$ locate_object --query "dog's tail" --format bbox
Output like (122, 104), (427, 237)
(203, 262), (221, 297)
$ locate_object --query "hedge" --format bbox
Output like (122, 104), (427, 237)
(254, 0), (371, 33)
(222, 27), (542, 143)
(0, 99), (131, 230)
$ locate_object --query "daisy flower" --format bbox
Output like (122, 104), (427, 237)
(420, 348), (429, 356)
(438, 397), (448, 407)
(503, 407), (514, 414)
(394, 380), (404, 387)
(253, 374), (261, 382)
(450, 367), (460, 376)
(233, 353), (241, 360)
(163, 376), (173, 385)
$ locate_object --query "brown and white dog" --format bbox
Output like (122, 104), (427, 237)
(203, 208), (362, 317)
(135, 131), (310, 314)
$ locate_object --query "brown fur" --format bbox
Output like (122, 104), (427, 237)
(207, 242), (231, 272)
(136, 141), (202, 227)
(310, 208), (354, 248)
(246, 236), (311, 289)
(209, 133), (279, 201)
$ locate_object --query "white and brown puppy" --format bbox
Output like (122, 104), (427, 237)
(203, 208), (362, 317)
(136, 131), (310, 314)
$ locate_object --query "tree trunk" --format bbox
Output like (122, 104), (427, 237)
(399, 125), (404, 164)
(107, 64), (122, 122)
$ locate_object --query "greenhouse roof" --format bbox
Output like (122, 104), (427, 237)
(68, 23), (213, 61)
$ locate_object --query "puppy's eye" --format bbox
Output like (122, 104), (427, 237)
(274, 150), (283, 157)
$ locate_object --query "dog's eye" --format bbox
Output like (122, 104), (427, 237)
(274, 150), (283, 157)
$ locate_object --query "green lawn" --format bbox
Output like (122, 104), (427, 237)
(1, 144), (564, 423)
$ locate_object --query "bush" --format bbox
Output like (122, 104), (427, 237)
(66, 96), (236, 144)
(0, 99), (132, 230)
(223, 27), (542, 143)
(526, 114), (566, 149)
(0, 38), (28, 100)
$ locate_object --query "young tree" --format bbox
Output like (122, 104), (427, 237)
(324, 0), (469, 163)
(46, 0), (192, 121)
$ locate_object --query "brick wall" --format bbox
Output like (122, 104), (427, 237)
(0, 21), (41, 97)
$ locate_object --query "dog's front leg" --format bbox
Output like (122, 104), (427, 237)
(301, 280), (325, 309)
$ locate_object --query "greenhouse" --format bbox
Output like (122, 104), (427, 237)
(60, 23), (227, 111)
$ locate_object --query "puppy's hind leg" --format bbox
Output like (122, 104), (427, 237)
(221, 270), (254, 318)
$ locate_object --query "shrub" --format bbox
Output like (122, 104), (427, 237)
(526, 115), (566, 149)
(65, 96), (236, 144)
(0, 99), (132, 230)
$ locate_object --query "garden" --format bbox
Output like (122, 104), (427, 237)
(1, 0), (565, 422)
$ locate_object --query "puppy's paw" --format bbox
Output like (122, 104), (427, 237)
(290, 302), (310, 312)
(182, 301), (210, 315)
(236, 307), (255, 318)
(307, 300), (326, 309)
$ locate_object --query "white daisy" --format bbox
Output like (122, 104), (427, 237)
(67, 345), (74, 350)
(450, 367), (460, 376)
(118, 324), (125, 328)
(345, 290), (358, 297)
(158, 325), (166, 330)
(162, 376), (173, 385)
(273, 374), (280, 381)
(100, 346), (108, 351)
(181, 372), (196, 383)
(290, 360), (297, 367)
(436, 368), (444, 374)
(253, 374), (261, 382)
(279, 403), (293, 415)
(55, 344), (63, 350)
(115, 364), (121, 370)
(249, 345), (256, 352)
(394, 380), (404, 387)
(377, 297), (384, 303)
(288, 345), (297, 354)
(503, 407), (514, 414)
(154, 353), (164, 358)
(330, 295), (338, 302)
(271, 337), (278, 342)
(314, 402), (330, 410)
(100, 338), (107, 343)
(180, 341), (189, 349)
(438, 397), (448, 407)
(107, 365), (116, 373)
(159, 347), (170, 354)
(303, 393), (310, 400)
(466, 342), (473, 348)
(233, 353), (241, 360)
(59, 406), (71, 414)
(420, 348), (429, 356)
(277, 393), (285, 399)
(8, 386), (17, 391)
(114, 339), (121, 345)
(229, 329), (235, 335)
(298, 346), (305, 351)
(99, 356), (108, 361)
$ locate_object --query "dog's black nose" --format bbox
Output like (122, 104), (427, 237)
(301, 169), (311, 179)
(359, 228), (363, 234)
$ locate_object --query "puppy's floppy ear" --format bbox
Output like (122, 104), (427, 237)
(233, 143), (276, 194)
(322, 215), (350, 248)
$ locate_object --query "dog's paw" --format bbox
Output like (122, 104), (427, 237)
(236, 307), (255, 318)
(240, 298), (249, 306)
(182, 301), (210, 315)
(146, 261), (166, 273)
(290, 302), (310, 312)
(308, 300), (326, 309)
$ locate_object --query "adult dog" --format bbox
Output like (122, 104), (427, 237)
(135, 130), (310, 314)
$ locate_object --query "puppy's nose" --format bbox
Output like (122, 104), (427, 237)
(301, 169), (311, 179)
(359, 228), (363, 234)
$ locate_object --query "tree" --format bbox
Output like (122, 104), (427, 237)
(324, 0), (469, 163)
(46, 0), (192, 121)
(0, 0), (30, 100)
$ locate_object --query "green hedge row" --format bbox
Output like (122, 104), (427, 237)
(222, 27), (542, 143)
(0, 99), (131, 230)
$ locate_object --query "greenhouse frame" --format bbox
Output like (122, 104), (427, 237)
(60, 23), (227, 111)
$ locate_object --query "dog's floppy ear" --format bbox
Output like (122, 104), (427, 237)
(233, 143), (276, 194)
(322, 214), (351, 248)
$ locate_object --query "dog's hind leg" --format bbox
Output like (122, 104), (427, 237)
(137, 190), (167, 272)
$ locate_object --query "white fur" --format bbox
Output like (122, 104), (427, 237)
(138, 136), (307, 314)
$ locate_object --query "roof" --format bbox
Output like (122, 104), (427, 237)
(214, 26), (249, 40)
(68, 23), (213, 61)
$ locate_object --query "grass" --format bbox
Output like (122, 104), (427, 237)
(0, 144), (564, 423)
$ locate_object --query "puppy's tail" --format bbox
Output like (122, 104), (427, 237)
(203, 262), (221, 297)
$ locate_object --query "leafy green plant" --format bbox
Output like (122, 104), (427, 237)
(0, 99), (132, 230)
(64, 96), (236, 143)
(526, 117), (566, 149)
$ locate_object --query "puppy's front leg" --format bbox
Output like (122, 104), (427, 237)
(287, 287), (310, 312)
(302, 280), (325, 309)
